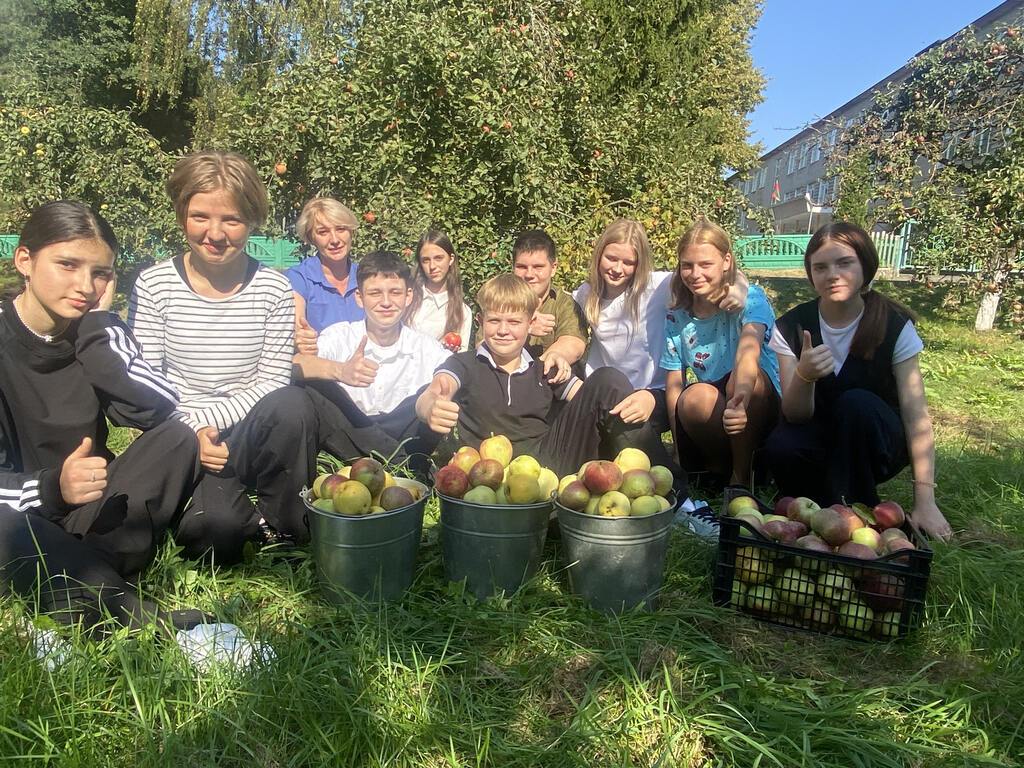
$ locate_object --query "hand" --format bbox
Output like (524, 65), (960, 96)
(197, 426), (230, 474)
(425, 375), (460, 434)
(722, 393), (748, 435)
(718, 282), (746, 312)
(911, 499), (952, 541)
(539, 349), (571, 384)
(337, 335), (379, 387)
(96, 275), (117, 311)
(59, 437), (108, 505)
(528, 311), (556, 338)
(796, 330), (835, 382)
(610, 390), (656, 424)
(295, 316), (319, 356)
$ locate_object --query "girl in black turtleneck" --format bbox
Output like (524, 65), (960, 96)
(0, 201), (205, 632)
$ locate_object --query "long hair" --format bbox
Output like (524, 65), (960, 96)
(805, 222), (915, 360)
(406, 230), (466, 336)
(583, 218), (653, 330)
(670, 216), (736, 314)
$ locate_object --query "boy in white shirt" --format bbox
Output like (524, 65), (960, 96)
(300, 251), (451, 468)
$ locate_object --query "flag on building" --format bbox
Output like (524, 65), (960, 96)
(770, 179), (781, 203)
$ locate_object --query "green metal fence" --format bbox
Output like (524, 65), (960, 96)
(734, 232), (909, 273)
(0, 235), (18, 260)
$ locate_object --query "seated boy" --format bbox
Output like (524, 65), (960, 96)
(297, 251), (451, 465)
(417, 274), (683, 486)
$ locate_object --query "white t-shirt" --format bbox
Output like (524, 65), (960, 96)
(406, 289), (472, 351)
(317, 321), (452, 415)
(574, 272), (673, 390)
(768, 309), (923, 375)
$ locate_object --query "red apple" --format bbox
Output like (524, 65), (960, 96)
(859, 571), (905, 611)
(449, 446), (480, 475)
(837, 541), (878, 561)
(774, 496), (795, 518)
(873, 500), (906, 529)
(582, 460), (623, 494)
(787, 496), (820, 527)
(435, 465), (469, 498)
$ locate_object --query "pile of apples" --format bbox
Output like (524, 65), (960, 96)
(556, 448), (674, 518)
(726, 495), (921, 639)
(309, 457), (425, 516)
(435, 434), (560, 505)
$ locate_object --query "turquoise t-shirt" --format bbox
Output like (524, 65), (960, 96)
(659, 284), (781, 394)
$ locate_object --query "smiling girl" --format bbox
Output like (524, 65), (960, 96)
(405, 230), (471, 351)
(661, 218), (780, 490)
(0, 201), (205, 632)
(765, 222), (951, 540)
(129, 151), (319, 559)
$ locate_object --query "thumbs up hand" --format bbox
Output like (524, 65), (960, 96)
(295, 315), (319, 356)
(722, 393), (748, 435)
(59, 437), (108, 505)
(417, 373), (460, 434)
(338, 335), (380, 387)
(795, 329), (835, 383)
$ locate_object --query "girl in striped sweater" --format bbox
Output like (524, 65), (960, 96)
(129, 151), (320, 559)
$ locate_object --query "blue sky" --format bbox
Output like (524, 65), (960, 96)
(747, 0), (1002, 153)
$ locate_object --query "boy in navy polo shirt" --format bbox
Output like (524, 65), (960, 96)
(416, 275), (682, 485)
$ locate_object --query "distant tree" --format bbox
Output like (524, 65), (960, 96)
(834, 20), (1023, 331)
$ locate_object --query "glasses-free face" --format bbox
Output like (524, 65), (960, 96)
(808, 240), (865, 304)
(480, 308), (531, 360)
(513, 249), (556, 299)
(677, 243), (732, 300)
(356, 274), (412, 332)
(14, 237), (115, 326)
(184, 190), (252, 268)
(598, 242), (638, 295)
(419, 243), (454, 288)
(311, 218), (353, 265)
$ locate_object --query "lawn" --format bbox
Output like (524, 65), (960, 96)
(2, 277), (1022, 767)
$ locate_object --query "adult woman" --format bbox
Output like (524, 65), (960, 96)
(765, 222), (951, 539)
(129, 151), (319, 558)
(405, 230), (472, 351)
(662, 218), (780, 489)
(285, 198), (362, 356)
(0, 201), (204, 631)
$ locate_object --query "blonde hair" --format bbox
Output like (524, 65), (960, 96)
(583, 218), (653, 330)
(670, 216), (736, 313)
(476, 274), (539, 316)
(166, 151), (268, 227)
(295, 197), (359, 244)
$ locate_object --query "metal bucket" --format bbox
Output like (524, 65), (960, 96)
(554, 498), (675, 612)
(438, 493), (553, 600)
(305, 477), (429, 603)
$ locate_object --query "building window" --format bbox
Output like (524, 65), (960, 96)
(811, 141), (822, 163)
(974, 127), (992, 155)
(798, 142), (810, 169)
(787, 150), (796, 174)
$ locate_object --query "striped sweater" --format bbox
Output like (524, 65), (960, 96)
(128, 256), (295, 433)
(0, 300), (177, 518)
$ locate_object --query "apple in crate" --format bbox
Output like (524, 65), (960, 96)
(873, 500), (906, 529)
(786, 496), (820, 527)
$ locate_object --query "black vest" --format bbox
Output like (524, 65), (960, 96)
(776, 299), (907, 416)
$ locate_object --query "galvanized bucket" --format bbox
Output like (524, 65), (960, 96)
(554, 498), (675, 612)
(437, 493), (553, 600)
(305, 477), (429, 603)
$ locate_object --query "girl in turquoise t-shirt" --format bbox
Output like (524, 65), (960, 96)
(660, 218), (781, 489)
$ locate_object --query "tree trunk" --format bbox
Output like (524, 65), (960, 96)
(974, 270), (1007, 332)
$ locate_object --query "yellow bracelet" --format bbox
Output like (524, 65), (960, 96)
(794, 368), (815, 384)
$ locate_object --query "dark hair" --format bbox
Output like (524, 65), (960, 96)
(405, 230), (466, 337)
(512, 229), (556, 263)
(18, 200), (120, 257)
(804, 222), (915, 360)
(355, 250), (412, 290)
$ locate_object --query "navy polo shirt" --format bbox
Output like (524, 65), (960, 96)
(436, 344), (579, 456)
(284, 256), (363, 332)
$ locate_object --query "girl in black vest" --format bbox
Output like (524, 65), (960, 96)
(764, 222), (951, 540)
(0, 201), (207, 632)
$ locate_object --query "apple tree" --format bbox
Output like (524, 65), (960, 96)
(833, 21), (1024, 331)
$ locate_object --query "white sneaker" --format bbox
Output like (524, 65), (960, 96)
(674, 498), (720, 542)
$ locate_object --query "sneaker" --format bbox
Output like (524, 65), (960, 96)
(674, 498), (720, 542)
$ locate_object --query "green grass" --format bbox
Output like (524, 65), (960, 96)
(3, 277), (1023, 766)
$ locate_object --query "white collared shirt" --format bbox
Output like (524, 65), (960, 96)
(406, 289), (473, 351)
(317, 321), (452, 415)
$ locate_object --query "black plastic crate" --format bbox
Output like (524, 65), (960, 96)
(712, 494), (933, 640)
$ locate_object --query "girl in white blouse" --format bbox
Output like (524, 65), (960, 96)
(405, 230), (472, 351)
